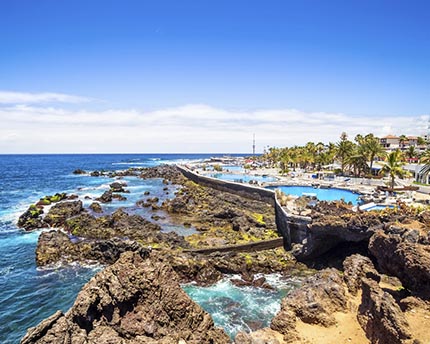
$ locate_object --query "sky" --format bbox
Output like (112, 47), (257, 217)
(0, 0), (429, 153)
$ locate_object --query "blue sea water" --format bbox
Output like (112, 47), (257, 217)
(0, 154), (294, 342)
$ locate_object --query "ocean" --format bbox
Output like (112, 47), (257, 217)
(0, 154), (297, 343)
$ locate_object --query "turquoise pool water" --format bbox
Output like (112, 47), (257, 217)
(210, 173), (277, 183)
(268, 185), (361, 205)
(366, 205), (394, 211)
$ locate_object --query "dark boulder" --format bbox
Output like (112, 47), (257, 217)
(109, 181), (128, 193)
(22, 251), (230, 344)
(369, 230), (430, 296)
(96, 190), (113, 203)
(72, 169), (86, 174)
(89, 202), (103, 213)
(44, 201), (84, 227)
(358, 278), (412, 344)
(17, 205), (45, 231)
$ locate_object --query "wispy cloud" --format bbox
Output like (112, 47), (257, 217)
(0, 91), (92, 104)
(0, 102), (427, 153)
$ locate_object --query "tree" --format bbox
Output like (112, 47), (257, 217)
(417, 136), (427, 146)
(348, 149), (368, 177)
(398, 134), (408, 148)
(335, 132), (355, 175)
(405, 145), (417, 162)
(379, 150), (409, 191)
(363, 134), (386, 172)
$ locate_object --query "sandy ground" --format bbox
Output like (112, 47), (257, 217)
(293, 291), (368, 344)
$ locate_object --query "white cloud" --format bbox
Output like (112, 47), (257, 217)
(0, 91), (91, 104)
(0, 102), (426, 153)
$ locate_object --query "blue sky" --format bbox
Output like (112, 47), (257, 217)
(0, 0), (429, 153)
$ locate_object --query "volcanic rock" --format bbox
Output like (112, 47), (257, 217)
(109, 181), (128, 193)
(358, 278), (412, 344)
(44, 200), (84, 227)
(369, 229), (430, 296)
(96, 190), (113, 203)
(89, 202), (103, 213)
(17, 205), (45, 231)
(22, 251), (230, 344)
(72, 169), (86, 174)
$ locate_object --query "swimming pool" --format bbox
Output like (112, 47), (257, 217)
(268, 185), (361, 205)
(365, 205), (394, 211)
(210, 173), (278, 183)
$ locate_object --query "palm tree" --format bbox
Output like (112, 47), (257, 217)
(335, 133), (355, 175)
(348, 149), (368, 177)
(417, 149), (430, 184)
(398, 134), (408, 149)
(379, 150), (409, 191)
(363, 134), (386, 173)
(405, 145), (417, 162)
(417, 136), (427, 146)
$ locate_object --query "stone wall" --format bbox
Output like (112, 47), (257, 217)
(177, 165), (276, 205)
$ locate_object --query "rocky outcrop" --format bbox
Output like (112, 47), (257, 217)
(17, 194), (72, 231)
(22, 251), (230, 344)
(72, 169), (86, 174)
(369, 227), (430, 296)
(96, 190), (113, 203)
(358, 278), (412, 344)
(36, 230), (150, 266)
(289, 202), (385, 260)
(89, 202), (103, 213)
(17, 205), (45, 231)
(110, 181), (128, 193)
(161, 178), (278, 247)
(37, 209), (189, 267)
(343, 254), (380, 295)
(271, 269), (348, 339)
(44, 200), (84, 227)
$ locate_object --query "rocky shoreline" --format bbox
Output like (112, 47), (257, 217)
(19, 165), (430, 343)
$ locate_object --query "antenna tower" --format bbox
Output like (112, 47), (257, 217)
(252, 134), (256, 156)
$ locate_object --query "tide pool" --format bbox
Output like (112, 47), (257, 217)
(183, 274), (301, 338)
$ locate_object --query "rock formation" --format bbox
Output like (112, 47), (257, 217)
(22, 251), (230, 344)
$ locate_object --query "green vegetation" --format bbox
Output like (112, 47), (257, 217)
(260, 131), (426, 178)
(379, 150), (410, 191)
(213, 164), (223, 172)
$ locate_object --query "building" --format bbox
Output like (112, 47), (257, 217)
(379, 135), (427, 154)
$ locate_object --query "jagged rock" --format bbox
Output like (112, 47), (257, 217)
(21, 310), (64, 344)
(96, 190), (113, 203)
(17, 205), (45, 231)
(72, 169), (86, 174)
(343, 254), (380, 295)
(109, 181), (128, 193)
(270, 268), (347, 341)
(89, 202), (103, 213)
(278, 268), (347, 327)
(369, 230), (430, 296)
(36, 229), (150, 266)
(358, 278), (412, 344)
(44, 200), (83, 227)
(140, 165), (187, 184)
(90, 170), (101, 177)
(235, 328), (282, 344)
(37, 210), (189, 266)
(22, 251), (230, 344)
(112, 193), (127, 201)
